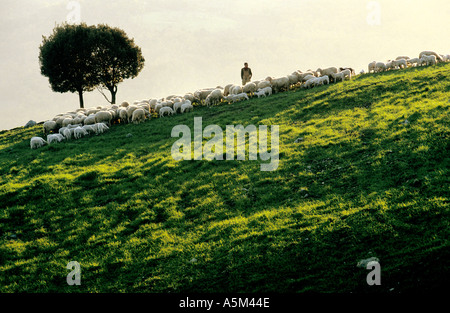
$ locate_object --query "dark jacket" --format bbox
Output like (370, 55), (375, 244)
(241, 67), (252, 79)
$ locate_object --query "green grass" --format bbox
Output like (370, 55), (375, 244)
(0, 64), (449, 293)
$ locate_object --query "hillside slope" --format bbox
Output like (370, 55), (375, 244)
(0, 63), (449, 293)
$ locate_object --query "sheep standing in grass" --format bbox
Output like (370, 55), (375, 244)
(419, 51), (444, 63)
(242, 82), (257, 96)
(392, 59), (407, 69)
(421, 54), (437, 66)
(159, 107), (174, 117)
(368, 61), (376, 73)
(47, 134), (65, 144)
(74, 126), (88, 139)
(255, 86), (272, 98)
(270, 76), (290, 93)
(406, 58), (420, 67)
(94, 123), (109, 134)
(30, 137), (47, 149)
(43, 120), (57, 135)
(204, 89), (224, 106)
(375, 62), (387, 73)
(316, 75), (330, 86)
(131, 108), (146, 124)
(94, 110), (112, 126)
(180, 101), (193, 113)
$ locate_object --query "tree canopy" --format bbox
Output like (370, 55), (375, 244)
(39, 23), (145, 108)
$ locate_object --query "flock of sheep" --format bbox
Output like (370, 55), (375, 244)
(366, 50), (449, 73)
(29, 50), (449, 149)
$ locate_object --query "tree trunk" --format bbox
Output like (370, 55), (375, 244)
(109, 85), (117, 104)
(78, 89), (84, 108)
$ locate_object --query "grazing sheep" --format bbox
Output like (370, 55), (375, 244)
(47, 133), (65, 144)
(421, 54), (437, 66)
(93, 123), (109, 134)
(204, 89), (224, 106)
(406, 57), (420, 67)
(255, 86), (272, 98)
(43, 120), (57, 135)
(159, 107), (174, 117)
(316, 75), (329, 85)
(270, 76), (290, 93)
(63, 127), (73, 140)
(339, 67), (355, 76)
(223, 84), (234, 96)
(242, 82), (257, 96)
(392, 58), (407, 69)
(233, 92), (249, 102)
(30, 137), (47, 149)
(419, 51), (444, 63)
(302, 77), (318, 89)
(257, 80), (271, 90)
(368, 61), (376, 73)
(73, 126), (88, 139)
(180, 101), (194, 113)
(83, 114), (96, 125)
(229, 85), (243, 95)
(82, 124), (96, 134)
(131, 108), (146, 124)
(316, 67), (338, 82)
(94, 110), (112, 126)
(375, 62), (387, 73)
(331, 72), (345, 82)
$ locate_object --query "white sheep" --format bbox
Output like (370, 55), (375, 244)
(392, 59), (407, 69)
(223, 84), (234, 96)
(159, 107), (174, 117)
(73, 126), (88, 139)
(302, 77), (318, 89)
(375, 62), (387, 73)
(368, 61), (376, 73)
(180, 101), (193, 113)
(229, 85), (243, 95)
(270, 76), (290, 93)
(257, 80), (271, 90)
(90, 122), (109, 135)
(316, 75), (329, 86)
(30, 137), (47, 149)
(331, 72), (344, 82)
(233, 93), (249, 102)
(242, 82), (257, 96)
(47, 134), (64, 144)
(419, 51), (444, 63)
(406, 58), (420, 67)
(63, 127), (73, 140)
(83, 114), (96, 125)
(255, 86), (272, 98)
(421, 54), (437, 66)
(131, 108), (146, 124)
(204, 89), (224, 106)
(316, 67), (338, 81)
(82, 124), (96, 135)
(43, 120), (57, 135)
(94, 110), (112, 126)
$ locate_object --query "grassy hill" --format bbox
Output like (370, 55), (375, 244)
(0, 63), (449, 293)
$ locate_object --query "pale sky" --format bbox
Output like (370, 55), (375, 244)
(0, 0), (449, 130)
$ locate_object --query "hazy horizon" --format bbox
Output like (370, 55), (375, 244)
(1, 0), (449, 131)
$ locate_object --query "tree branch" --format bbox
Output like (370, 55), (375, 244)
(96, 86), (112, 104)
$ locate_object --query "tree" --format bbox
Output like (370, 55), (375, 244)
(39, 23), (99, 108)
(94, 24), (145, 105)
(39, 23), (145, 108)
